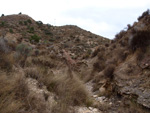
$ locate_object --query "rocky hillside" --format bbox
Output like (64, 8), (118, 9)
(87, 9), (150, 113)
(1, 10), (150, 113)
(0, 14), (109, 60)
(0, 14), (109, 113)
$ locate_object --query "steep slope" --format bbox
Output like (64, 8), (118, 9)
(87, 9), (150, 112)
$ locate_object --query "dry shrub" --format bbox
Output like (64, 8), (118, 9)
(114, 30), (126, 41)
(138, 9), (150, 21)
(91, 46), (105, 58)
(97, 52), (105, 60)
(103, 64), (115, 80)
(129, 30), (150, 52)
(136, 49), (144, 62)
(32, 56), (55, 68)
(105, 43), (109, 47)
(93, 61), (105, 72)
(0, 72), (29, 113)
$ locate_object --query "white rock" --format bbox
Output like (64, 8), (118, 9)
(109, 102), (113, 105)
(99, 87), (106, 94)
(93, 108), (98, 112)
(93, 95), (98, 98)
(88, 107), (93, 110)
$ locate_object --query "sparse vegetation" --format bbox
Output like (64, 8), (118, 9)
(0, 11), (150, 113)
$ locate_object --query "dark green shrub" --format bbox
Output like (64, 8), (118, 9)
(9, 29), (14, 33)
(1, 14), (4, 17)
(24, 21), (28, 25)
(36, 21), (43, 26)
(27, 19), (32, 24)
(30, 34), (41, 43)
(0, 22), (5, 27)
(28, 27), (34, 33)
(44, 29), (52, 35)
(19, 21), (23, 25)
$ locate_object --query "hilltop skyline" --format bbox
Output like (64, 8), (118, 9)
(1, 0), (150, 39)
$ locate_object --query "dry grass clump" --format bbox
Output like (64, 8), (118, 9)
(0, 38), (14, 71)
(0, 53), (14, 71)
(0, 72), (29, 113)
(43, 73), (91, 112)
(24, 66), (91, 112)
(31, 56), (56, 68)
(24, 67), (41, 80)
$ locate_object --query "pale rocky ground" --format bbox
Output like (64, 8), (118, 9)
(25, 70), (104, 113)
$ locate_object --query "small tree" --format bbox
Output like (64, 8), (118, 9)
(1, 14), (4, 17)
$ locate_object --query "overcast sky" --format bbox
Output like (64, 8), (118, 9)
(1, 0), (150, 39)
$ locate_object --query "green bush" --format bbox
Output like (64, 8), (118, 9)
(27, 19), (32, 24)
(9, 29), (14, 33)
(28, 26), (34, 33)
(30, 34), (41, 43)
(24, 21), (28, 25)
(19, 21), (23, 25)
(0, 22), (5, 27)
